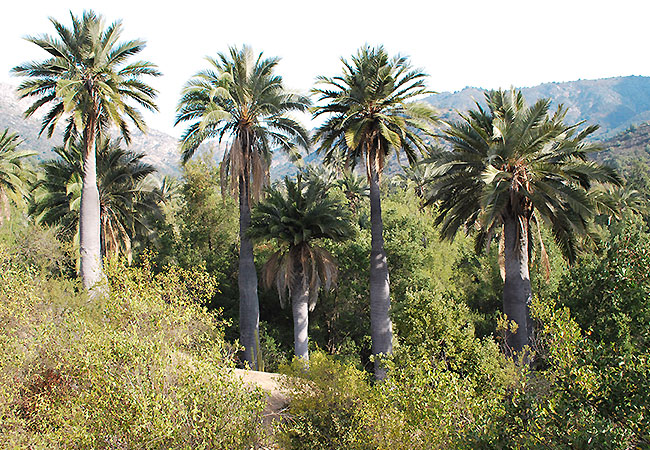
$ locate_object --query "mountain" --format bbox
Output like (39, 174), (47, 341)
(594, 122), (650, 172)
(0, 83), (182, 174)
(425, 75), (650, 139)
(4, 76), (650, 179)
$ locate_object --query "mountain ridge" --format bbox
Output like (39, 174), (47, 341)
(2, 75), (650, 177)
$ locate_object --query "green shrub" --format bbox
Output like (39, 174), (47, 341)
(0, 251), (265, 449)
(476, 297), (650, 449)
(278, 353), (374, 450)
(557, 218), (650, 350)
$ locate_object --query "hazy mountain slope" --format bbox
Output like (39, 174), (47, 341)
(426, 75), (650, 138)
(594, 122), (650, 171)
(0, 83), (182, 174)
(4, 76), (650, 178)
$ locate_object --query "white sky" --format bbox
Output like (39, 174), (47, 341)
(1, 0), (649, 137)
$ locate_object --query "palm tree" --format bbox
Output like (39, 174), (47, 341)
(0, 129), (36, 224)
(31, 137), (161, 264)
(13, 10), (160, 291)
(312, 45), (438, 378)
(175, 46), (311, 369)
(423, 89), (620, 356)
(248, 175), (354, 360)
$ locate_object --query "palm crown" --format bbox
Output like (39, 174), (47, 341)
(31, 138), (161, 262)
(0, 129), (36, 215)
(424, 89), (620, 262)
(248, 175), (354, 309)
(176, 45), (311, 199)
(13, 10), (160, 148)
(312, 45), (438, 174)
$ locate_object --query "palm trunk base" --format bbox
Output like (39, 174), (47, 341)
(502, 214), (532, 358)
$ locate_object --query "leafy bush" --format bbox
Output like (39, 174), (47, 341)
(476, 298), (649, 449)
(278, 285), (516, 450)
(0, 249), (265, 449)
(557, 218), (650, 350)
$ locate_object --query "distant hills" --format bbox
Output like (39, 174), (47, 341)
(426, 75), (650, 139)
(3, 75), (650, 178)
(595, 122), (650, 172)
(0, 83), (181, 175)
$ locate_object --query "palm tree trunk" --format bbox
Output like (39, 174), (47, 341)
(368, 157), (392, 379)
(79, 117), (104, 294)
(291, 277), (309, 361)
(0, 189), (9, 226)
(238, 174), (260, 370)
(502, 212), (532, 357)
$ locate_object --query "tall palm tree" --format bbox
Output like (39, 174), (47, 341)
(30, 138), (161, 264)
(0, 129), (36, 224)
(13, 10), (160, 291)
(175, 46), (311, 369)
(423, 89), (620, 355)
(312, 45), (438, 378)
(248, 175), (354, 361)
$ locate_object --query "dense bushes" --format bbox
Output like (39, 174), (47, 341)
(0, 241), (265, 448)
(277, 295), (649, 449)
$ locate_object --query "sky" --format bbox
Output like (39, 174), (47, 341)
(1, 0), (649, 137)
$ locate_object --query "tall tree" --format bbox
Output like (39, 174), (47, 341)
(0, 129), (36, 224)
(13, 10), (160, 291)
(423, 89), (620, 355)
(248, 175), (354, 361)
(312, 45), (438, 378)
(175, 46), (310, 369)
(30, 138), (161, 263)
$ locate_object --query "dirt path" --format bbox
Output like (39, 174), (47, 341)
(234, 369), (289, 422)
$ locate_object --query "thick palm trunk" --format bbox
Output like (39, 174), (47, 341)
(502, 213), (532, 357)
(79, 126), (104, 294)
(291, 277), (309, 361)
(369, 159), (392, 379)
(238, 175), (260, 370)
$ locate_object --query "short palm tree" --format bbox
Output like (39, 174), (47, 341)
(423, 89), (620, 355)
(31, 138), (161, 264)
(175, 45), (311, 369)
(312, 45), (438, 377)
(248, 176), (354, 360)
(13, 10), (160, 291)
(0, 129), (36, 224)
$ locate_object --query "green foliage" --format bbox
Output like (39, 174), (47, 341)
(0, 214), (74, 277)
(280, 295), (649, 450)
(477, 298), (650, 448)
(278, 327), (510, 450)
(278, 353), (373, 450)
(152, 157), (240, 335)
(0, 247), (266, 448)
(31, 138), (162, 262)
(557, 217), (650, 350)
(0, 129), (35, 218)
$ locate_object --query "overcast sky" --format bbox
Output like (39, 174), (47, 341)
(1, 0), (648, 137)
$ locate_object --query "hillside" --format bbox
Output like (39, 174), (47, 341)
(0, 83), (182, 174)
(594, 122), (650, 172)
(426, 75), (650, 139)
(4, 76), (650, 178)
